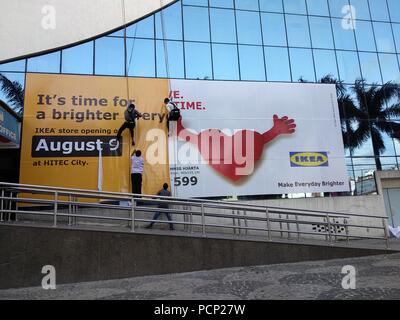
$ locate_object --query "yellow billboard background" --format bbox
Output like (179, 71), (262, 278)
(20, 73), (170, 195)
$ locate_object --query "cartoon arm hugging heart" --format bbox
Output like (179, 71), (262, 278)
(175, 115), (296, 182)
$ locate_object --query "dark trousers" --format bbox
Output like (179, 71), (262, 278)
(150, 208), (174, 230)
(131, 173), (142, 195)
(117, 122), (135, 140)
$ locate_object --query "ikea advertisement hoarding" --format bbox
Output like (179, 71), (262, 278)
(20, 73), (349, 197)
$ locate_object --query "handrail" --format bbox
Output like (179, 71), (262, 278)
(0, 181), (390, 249)
(0, 181), (384, 219)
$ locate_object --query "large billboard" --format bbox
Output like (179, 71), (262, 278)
(20, 73), (349, 197)
(169, 80), (349, 197)
(20, 73), (170, 195)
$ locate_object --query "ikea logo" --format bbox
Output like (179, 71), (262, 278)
(290, 152), (329, 167)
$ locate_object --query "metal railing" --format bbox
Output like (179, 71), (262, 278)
(0, 182), (391, 249)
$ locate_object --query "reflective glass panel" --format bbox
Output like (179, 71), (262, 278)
(236, 10), (262, 45)
(336, 50), (362, 83)
(289, 48), (316, 81)
(309, 16), (335, 49)
(358, 52), (382, 84)
(264, 46), (291, 81)
(210, 8), (237, 43)
(313, 49), (339, 79)
(373, 22), (396, 53)
(126, 39), (155, 77)
(95, 37), (124, 76)
(184, 42), (213, 79)
(156, 40), (184, 78)
(286, 14), (311, 47)
(379, 53), (400, 83)
(27, 52), (60, 73)
(261, 13), (287, 46)
(62, 42), (93, 75)
(183, 6), (210, 42)
(238, 45), (266, 81)
(212, 44), (240, 80)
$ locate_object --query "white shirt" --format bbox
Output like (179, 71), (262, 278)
(165, 102), (175, 113)
(131, 155), (144, 174)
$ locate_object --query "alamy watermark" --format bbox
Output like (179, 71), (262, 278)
(41, 5), (56, 30)
(341, 265), (356, 290)
(41, 265), (56, 290)
(342, 5), (357, 30)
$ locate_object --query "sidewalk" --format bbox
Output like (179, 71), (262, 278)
(1, 253), (399, 300)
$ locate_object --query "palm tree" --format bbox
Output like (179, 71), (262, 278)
(345, 80), (400, 170)
(0, 74), (24, 116)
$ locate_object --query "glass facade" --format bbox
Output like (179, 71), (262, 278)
(1, 0), (400, 195)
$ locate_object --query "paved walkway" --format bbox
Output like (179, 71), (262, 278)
(1, 253), (399, 300)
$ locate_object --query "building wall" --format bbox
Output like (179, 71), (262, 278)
(0, 224), (391, 289)
(376, 170), (400, 190)
(1, 0), (400, 197)
(0, 0), (176, 63)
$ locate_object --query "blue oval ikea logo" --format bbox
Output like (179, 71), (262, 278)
(290, 152), (329, 167)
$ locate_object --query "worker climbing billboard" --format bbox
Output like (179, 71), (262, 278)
(20, 73), (349, 197)
(20, 73), (170, 195)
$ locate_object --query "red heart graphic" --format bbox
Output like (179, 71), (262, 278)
(176, 115), (296, 182)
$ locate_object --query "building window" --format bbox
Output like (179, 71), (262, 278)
(289, 48), (315, 82)
(286, 14), (311, 48)
(62, 41), (94, 75)
(309, 16), (335, 49)
(156, 40), (185, 78)
(284, 0), (307, 15)
(313, 49), (339, 80)
(349, 0), (371, 20)
(183, 6), (210, 42)
(236, 10), (263, 45)
(184, 42), (212, 79)
(358, 52), (382, 84)
(368, 0), (390, 22)
(210, 8), (237, 44)
(260, 0), (283, 13)
(27, 52), (60, 73)
(355, 20), (377, 52)
(155, 2), (183, 40)
(126, 39), (155, 77)
(306, 0), (329, 16)
(126, 16), (154, 39)
(95, 37), (125, 76)
(264, 46), (291, 81)
(212, 44), (239, 80)
(332, 18), (357, 50)
(0, 59), (25, 72)
(238, 45), (265, 81)
(373, 22), (396, 53)
(379, 53), (400, 83)
(336, 50), (361, 83)
(235, 0), (259, 11)
(261, 13), (287, 47)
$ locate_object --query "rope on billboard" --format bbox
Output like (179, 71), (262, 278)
(121, 0), (178, 196)
(160, 0), (178, 197)
(121, 0), (140, 185)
